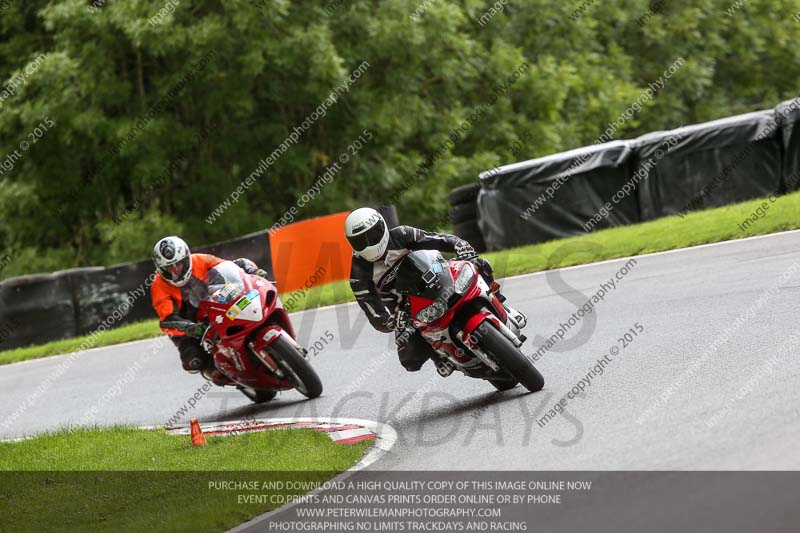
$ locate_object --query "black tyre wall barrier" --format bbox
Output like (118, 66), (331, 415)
(0, 273), (77, 350)
(448, 183), (481, 205)
(777, 97), (800, 192)
(634, 110), (783, 220)
(476, 141), (636, 251)
(0, 230), (275, 350)
(0, 208), (400, 350)
(197, 229), (274, 278)
(474, 101), (798, 251)
(377, 206), (400, 229)
(71, 262), (156, 336)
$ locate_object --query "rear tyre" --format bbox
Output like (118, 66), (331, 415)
(238, 386), (278, 403)
(489, 379), (518, 392)
(268, 336), (323, 399)
(477, 323), (544, 392)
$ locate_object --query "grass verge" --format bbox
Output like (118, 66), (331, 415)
(0, 426), (370, 532)
(484, 190), (800, 277)
(3, 191), (799, 366)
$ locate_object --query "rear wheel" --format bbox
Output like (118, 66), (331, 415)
(268, 335), (323, 399)
(477, 322), (544, 392)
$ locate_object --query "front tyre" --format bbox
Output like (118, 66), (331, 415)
(477, 322), (544, 392)
(238, 386), (278, 403)
(489, 378), (518, 392)
(268, 336), (323, 399)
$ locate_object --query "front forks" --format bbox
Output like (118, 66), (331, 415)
(494, 317), (524, 347)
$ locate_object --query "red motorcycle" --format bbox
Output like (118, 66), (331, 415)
(195, 261), (323, 402)
(384, 250), (544, 392)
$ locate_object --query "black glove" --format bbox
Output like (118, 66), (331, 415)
(186, 322), (208, 339)
(455, 241), (478, 260)
(471, 257), (494, 282)
(162, 316), (206, 338)
(234, 258), (270, 279)
(382, 314), (397, 332)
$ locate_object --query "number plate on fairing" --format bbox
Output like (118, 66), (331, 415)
(226, 290), (263, 322)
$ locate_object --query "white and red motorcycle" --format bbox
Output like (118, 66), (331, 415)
(384, 250), (544, 392)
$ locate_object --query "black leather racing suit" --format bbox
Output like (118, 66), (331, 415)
(349, 225), (493, 371)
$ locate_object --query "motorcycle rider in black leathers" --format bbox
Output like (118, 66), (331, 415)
(345, 208), (526, 372)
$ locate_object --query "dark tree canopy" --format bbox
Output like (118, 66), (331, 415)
(1, 0), (798, 277)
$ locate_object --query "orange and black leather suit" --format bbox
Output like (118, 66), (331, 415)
(151, 254), (264, 372)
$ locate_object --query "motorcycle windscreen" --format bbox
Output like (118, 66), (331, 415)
(207, 261), (246, 304)
(393, 250), (454, 299)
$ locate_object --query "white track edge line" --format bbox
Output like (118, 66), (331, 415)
(225, 417), (397, 533)
(500, 228), (800, 282)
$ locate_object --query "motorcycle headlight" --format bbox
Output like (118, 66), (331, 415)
(415, 300), (448, 323)
(454, 263), (476, 294)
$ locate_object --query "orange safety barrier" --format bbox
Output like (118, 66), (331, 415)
(268, 212), (352, 294)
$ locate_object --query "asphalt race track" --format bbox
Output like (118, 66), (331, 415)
(3, 231), (800, 472)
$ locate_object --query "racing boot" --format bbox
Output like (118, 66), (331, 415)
(504, 304), (527, 330)
(494, 288), (527, 330)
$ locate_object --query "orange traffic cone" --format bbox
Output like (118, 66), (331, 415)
(190, 418), (207, 447)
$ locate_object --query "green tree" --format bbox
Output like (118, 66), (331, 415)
(0, 0), (798, 278)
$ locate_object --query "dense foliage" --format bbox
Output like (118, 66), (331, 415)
(1, 0), (798, 277)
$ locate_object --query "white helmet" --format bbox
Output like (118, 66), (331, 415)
(345, 208), (389, 262)
(153, 236), (193, 287)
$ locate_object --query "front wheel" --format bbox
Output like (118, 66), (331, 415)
(477, 322), (544, 393)
(489, 378), (518, 392)
(238, 386), (278, 403)
(268, 335), (323, 399)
